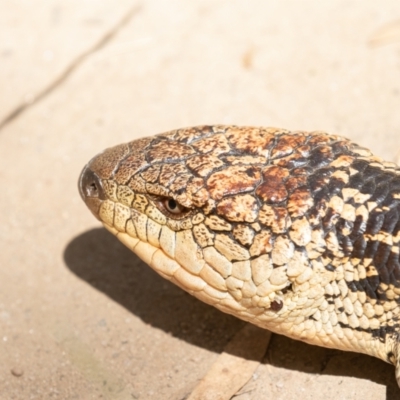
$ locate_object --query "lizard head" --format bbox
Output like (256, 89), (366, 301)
(78, 125), (358, 333)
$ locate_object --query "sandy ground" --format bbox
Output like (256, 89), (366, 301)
(1, 1), (400, 399)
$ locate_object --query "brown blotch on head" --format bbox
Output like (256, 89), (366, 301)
(216, 194), (259, 222)
(270, 134), (307, 159)
(207, 165), (261, 201)
(147, 140), (195, 163)
(226, 126), (278, 157)
(256, 166), (289, 203)
(89, 143), (130, 180)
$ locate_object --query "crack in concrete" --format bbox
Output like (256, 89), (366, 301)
(0, 4), (142, 132)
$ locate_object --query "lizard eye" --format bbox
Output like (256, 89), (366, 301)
(164, 198), (183, 214)
(155, 197), (191, 219)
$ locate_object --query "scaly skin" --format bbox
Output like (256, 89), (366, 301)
(79, 125), (400, 385)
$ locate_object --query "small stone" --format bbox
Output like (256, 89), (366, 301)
(11, 367), (23, 377)
(275, 380), (284, 388)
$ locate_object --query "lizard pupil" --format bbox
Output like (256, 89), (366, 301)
(163, 198), (184, 215)
(168, 199), (177, 210)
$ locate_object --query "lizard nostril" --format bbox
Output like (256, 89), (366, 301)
(79, 165), (105, 201)
(87, 181), (99, 197)
(78, 165), (107, 221)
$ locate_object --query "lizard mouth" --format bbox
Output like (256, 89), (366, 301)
(102, 224), (246, 317)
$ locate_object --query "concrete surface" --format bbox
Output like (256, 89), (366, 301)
(1, 1), (400, 399)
